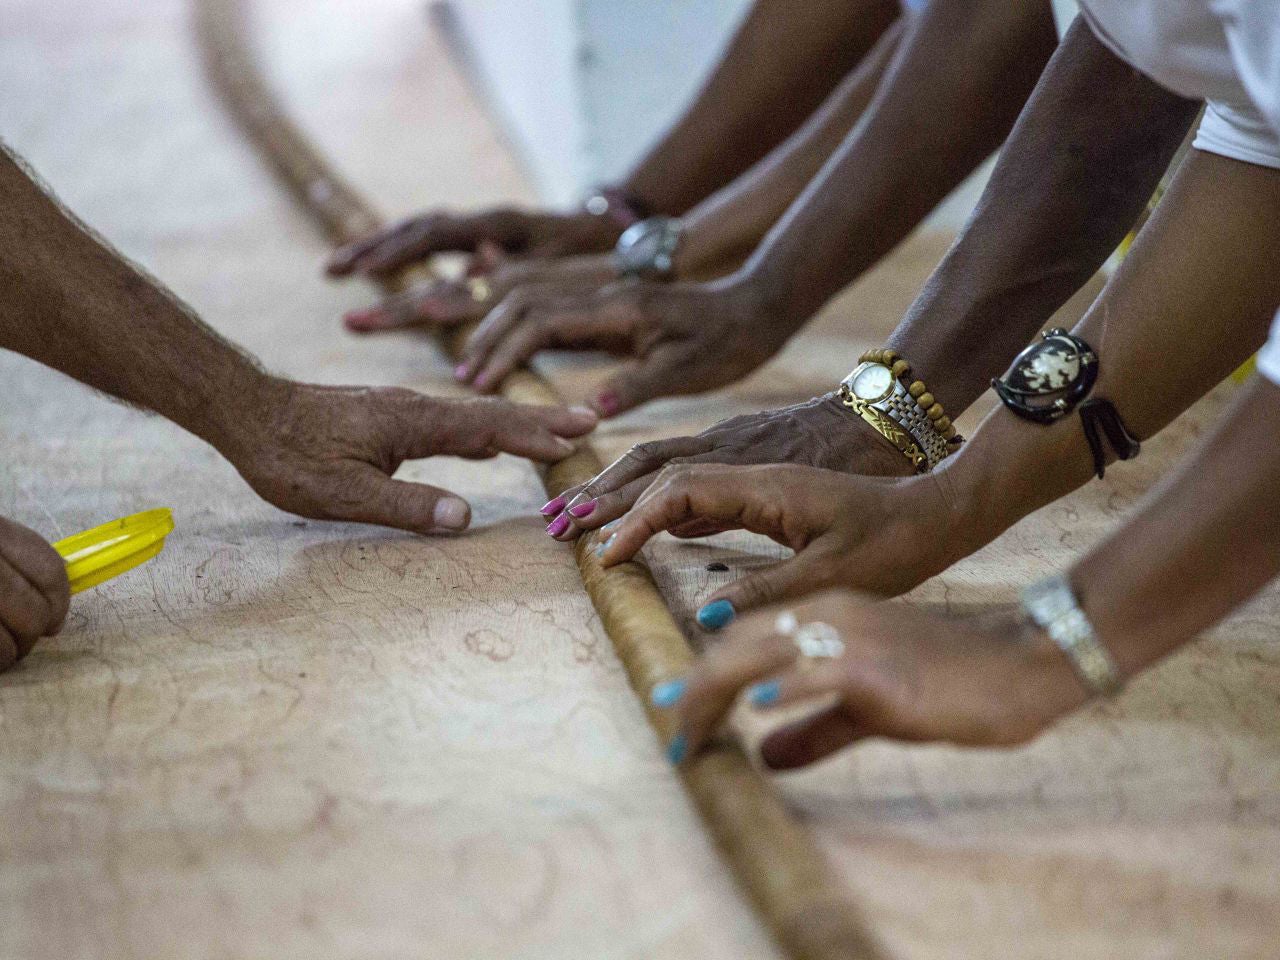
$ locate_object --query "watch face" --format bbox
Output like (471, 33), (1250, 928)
(849, 363), (894, 402)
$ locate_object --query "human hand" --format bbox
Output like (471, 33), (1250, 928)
(222, 381), (597, 534)
(593, 464), (954, 619)
(0, 516), (71, 672)
(650, 590), (1086, 768)
(455, 274), (792, 405)
(325, 206), (624, 278)
(340, 253), (616, 336)
(540, 395), (917, 544)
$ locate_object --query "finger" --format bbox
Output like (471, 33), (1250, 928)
(424, 399), (598, 463)
(467, 240), (504, 277)
(335, 468), (473, 535)
(551, 474), (658, 541)
(743, 661), (847, 712)
(598, 464), (797, 566)
(701, 550), (835, 621)
(758, 705), (868, 770)
(671, 630), (800, 761)
(484, 403), (599, 462)
(556, 447), (740, 542)
(0, 521), (69, 634)
(470, 321), (546, 394)
(0, 623), (20, 673)
(459, 292), (532, 382)
(343, 283), (482, 334)
(591, 343), (698, 418)
(559, 436), (712, 519)
(0, 557), (54, 650)
(326, 217), (435, 277)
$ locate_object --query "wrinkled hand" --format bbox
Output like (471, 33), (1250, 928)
(650, 590), (1086, 769)
(0, 516), (70, 672)
(541, 396), (916, 543)
(594, 463), (954, 613)
(340, 253), (616, 336)
(326, 207), (624, 278)
(456, 276), (790, 407)
(225, 382), (596, 534)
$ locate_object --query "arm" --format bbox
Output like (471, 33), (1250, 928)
(445, 0), (1065, 414)
(619, 0), (900, 217)
(646, 376), (1280, 766)
(598, 149), (1280, 616)
(342, 17), (907, 336)
(328, 0), (899, 275)
(674, 16), (907, 279)
(0, 145), (595, 535)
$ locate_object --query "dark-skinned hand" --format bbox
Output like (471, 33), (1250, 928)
(593, 463), (954, 616)
(0, 516), (71, 673)
(649, 590), (1087, 768)
(325, 206), (625, 278)
(340, 250), (617, 336)
(454, 275), (794, 411)
(540, 397), (917, 545)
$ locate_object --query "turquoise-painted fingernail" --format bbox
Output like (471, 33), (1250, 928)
(749, 680), (781, 706)
(595, 533), (616, 558)
(666, 733), (688, 765)
(601, 519), (622, 534)
(650, 678), (686, 708)
(696, 599), (736, 631)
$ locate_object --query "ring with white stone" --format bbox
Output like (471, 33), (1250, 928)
(774, 611), (845, 661)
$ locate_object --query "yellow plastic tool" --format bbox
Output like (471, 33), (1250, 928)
(53, 509), (175, 595)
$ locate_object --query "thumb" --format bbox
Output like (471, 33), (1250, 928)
(703, 548), (834, 622)
(336, 467), (473, 535)
(592, 345), (690, 418)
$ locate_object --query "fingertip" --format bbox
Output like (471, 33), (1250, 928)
(696, 599), (736, 631)
(432, 496), (471, 532)
(592, 390), (622, 418)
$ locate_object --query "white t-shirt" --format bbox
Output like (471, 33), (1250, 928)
(1078, 1), (1280, 383)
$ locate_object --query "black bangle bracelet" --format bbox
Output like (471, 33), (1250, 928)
(992, 328), (1098, 423)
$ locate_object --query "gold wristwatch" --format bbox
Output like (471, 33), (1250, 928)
(838, 350), (960, 472)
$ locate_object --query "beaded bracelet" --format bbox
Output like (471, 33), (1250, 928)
(858, 348), (960, 444)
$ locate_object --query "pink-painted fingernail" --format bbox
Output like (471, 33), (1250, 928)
(568, 500), (596, 519)
(474, 372), (490, 390)
(343, 308), (377, 328)
(595, 391), (620, 417)
(540, 496), (567, 516)
(454, 362), (470, 381)
(546, 514), (570, 537)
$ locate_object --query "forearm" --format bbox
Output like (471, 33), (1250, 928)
(745, 0), (1059, 337)
(889, 18), (1199, 412)
(1068, 375), (1280, 677)
(676, 17), (906, 279)
(621, 0), (899, 215)
(936, 150), (1280, 566)
(0, 146), (279, 451)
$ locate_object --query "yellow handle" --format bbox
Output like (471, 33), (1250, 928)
(53, 508), (175, 595)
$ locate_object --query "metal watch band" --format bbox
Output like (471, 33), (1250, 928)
(838, 368), (954, 472)
(1021, 574), (1123, 697)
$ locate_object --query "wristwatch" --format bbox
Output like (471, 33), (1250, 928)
(838, 360), (955, 472)
(1022, 574), (1123, 697)
(614, 216), (683, 280)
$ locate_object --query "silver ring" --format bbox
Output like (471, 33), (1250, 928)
(775, 611), (844, 660)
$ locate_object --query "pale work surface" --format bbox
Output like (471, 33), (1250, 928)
(1, 1), (1277, 959)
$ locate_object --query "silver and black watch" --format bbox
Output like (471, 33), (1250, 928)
(614, 216), (683, 280)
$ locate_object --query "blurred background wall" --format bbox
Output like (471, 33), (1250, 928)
(438, 0), (1081, 228)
